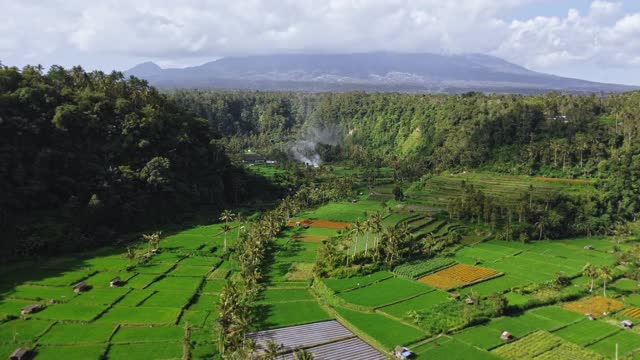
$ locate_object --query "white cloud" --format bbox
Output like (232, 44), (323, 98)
(1, 0), (640, 81)
(495, 1), (640, 70)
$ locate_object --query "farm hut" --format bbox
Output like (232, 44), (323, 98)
(73, 281), (89, 294)
(20, 304), (41, 315)
(394, 346), (413, 359)
(351, 199), (358, 203)
(500, 331), (513, 341)
(586, 313), (595, 320)
(9, 348), (31, 360)
(465, 297), (475, 305)
(622, 320), (634, 329)
(450, 293), (461, 300)
(110, 277), (122, 287)
(583, 245), (594, 250)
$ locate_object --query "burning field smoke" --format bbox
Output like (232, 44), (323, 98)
(290, 125), (340, 167)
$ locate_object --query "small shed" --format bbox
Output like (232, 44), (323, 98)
(394, 346), (413, 359)
(21, 304), (41, 315)
(500, 331), (513, 341)
(622, 320), (634, 329)
(450, 293), (461, 300)
(73, 281), (89, 294)
(586, 313), (595, 321)
(10, 348), (31, 360)
(110, 277), (122, 287)
(583, 245), (594, 250)
(465, 297), (475, 305)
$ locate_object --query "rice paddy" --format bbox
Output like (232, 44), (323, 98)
(0, 170), (633, 359)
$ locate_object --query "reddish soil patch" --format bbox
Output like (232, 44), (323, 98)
(535, 177), (593, 184)
(288, 219), (351, 230)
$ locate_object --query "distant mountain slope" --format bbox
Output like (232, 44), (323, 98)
(125, 52), (637, 94)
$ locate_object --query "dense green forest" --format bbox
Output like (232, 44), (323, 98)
(3, 65), (640, 258)
(170, 90), (640, 222)
(0, 66), (274, 257)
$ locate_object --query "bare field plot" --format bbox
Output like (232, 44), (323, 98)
(562, 296), (624, 318)
(418, 263), (498, 289)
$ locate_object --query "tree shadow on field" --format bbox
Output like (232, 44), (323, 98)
(252, 303), (274, 330)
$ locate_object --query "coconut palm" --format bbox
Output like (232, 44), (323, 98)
(219, 210), (236, 251)
(599, 266), (613, 297)
(293, 348), (314, 360)
(263, 340), (283, 360)
(349, 220), (364, 257)
(582, 263), (598, 292)
(221, 223), (232, 251)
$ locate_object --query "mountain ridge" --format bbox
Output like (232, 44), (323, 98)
(125, 52), (637, 94)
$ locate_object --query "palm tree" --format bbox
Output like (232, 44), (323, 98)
(363, 218), (373, 256)
(293, 348), (314, 360)
(599, 266), (613, 297)
(142, 231), (161, 254)
(582, 263), (598, 293)
(236, 212), (246, 243)
(263, 340), (283, 360)
(349, 220), (364, 257)
(221, 223), (232, 251)
(220, 209), (236, 226)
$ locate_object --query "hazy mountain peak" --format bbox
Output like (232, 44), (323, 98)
(125, 61), (162, 77)
(124, 52), (636, 94)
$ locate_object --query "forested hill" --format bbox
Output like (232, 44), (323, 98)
(0, 65), (271, 257)
(125, 52), (637, 94)
(169, 90), (640, 222)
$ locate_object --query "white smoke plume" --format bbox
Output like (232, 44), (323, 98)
(290, 125), (340, 167)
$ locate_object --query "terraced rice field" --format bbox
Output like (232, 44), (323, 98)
(622, 307), (640, 319)
(561, 296), (624, 318)
(406, 171), (596, 209)
(492, 330), (604, 360)
(417, 263), (499, 289)
(337, 278), (432, 308)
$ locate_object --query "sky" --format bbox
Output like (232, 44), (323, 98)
(2, 0), (640, 85)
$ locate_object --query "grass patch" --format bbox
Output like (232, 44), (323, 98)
(201, 280), (226, 294)
(378, 291), (450, 319)
(146, 276), (202, 292)
(38, 323), (115, 344)
(188, 295), (219, 312)
(124, 274), (158, 289)
(551, 320), (620, 346)
(35, 344), (107, 360)
(413, 336), (499, 359)
(259, 289), (312, 303)
(256, 301), (331, 330)
(69, 288), (129, 306)
(98, 307), (181, 325)
(322, 271), (393, 293)
(140, 291), (193, 308)
(107, 342), (183, 359)
(338, 278), (431, 308)
(3, 285), (76, 302)
(0, 319), (53, 344)
(587, 330), (640, 358)
(335, 307), (426, 350)
(168, 265), (212, 277)
(33, 304), (105, 321)
(112, 326), (184, 343)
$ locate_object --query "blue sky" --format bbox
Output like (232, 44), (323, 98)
(1, 0), (640, 85)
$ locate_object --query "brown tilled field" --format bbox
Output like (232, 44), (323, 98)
(288, 219), (351, 230)
(417, 263), (498, 289)
(562, 296), (624, 318)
